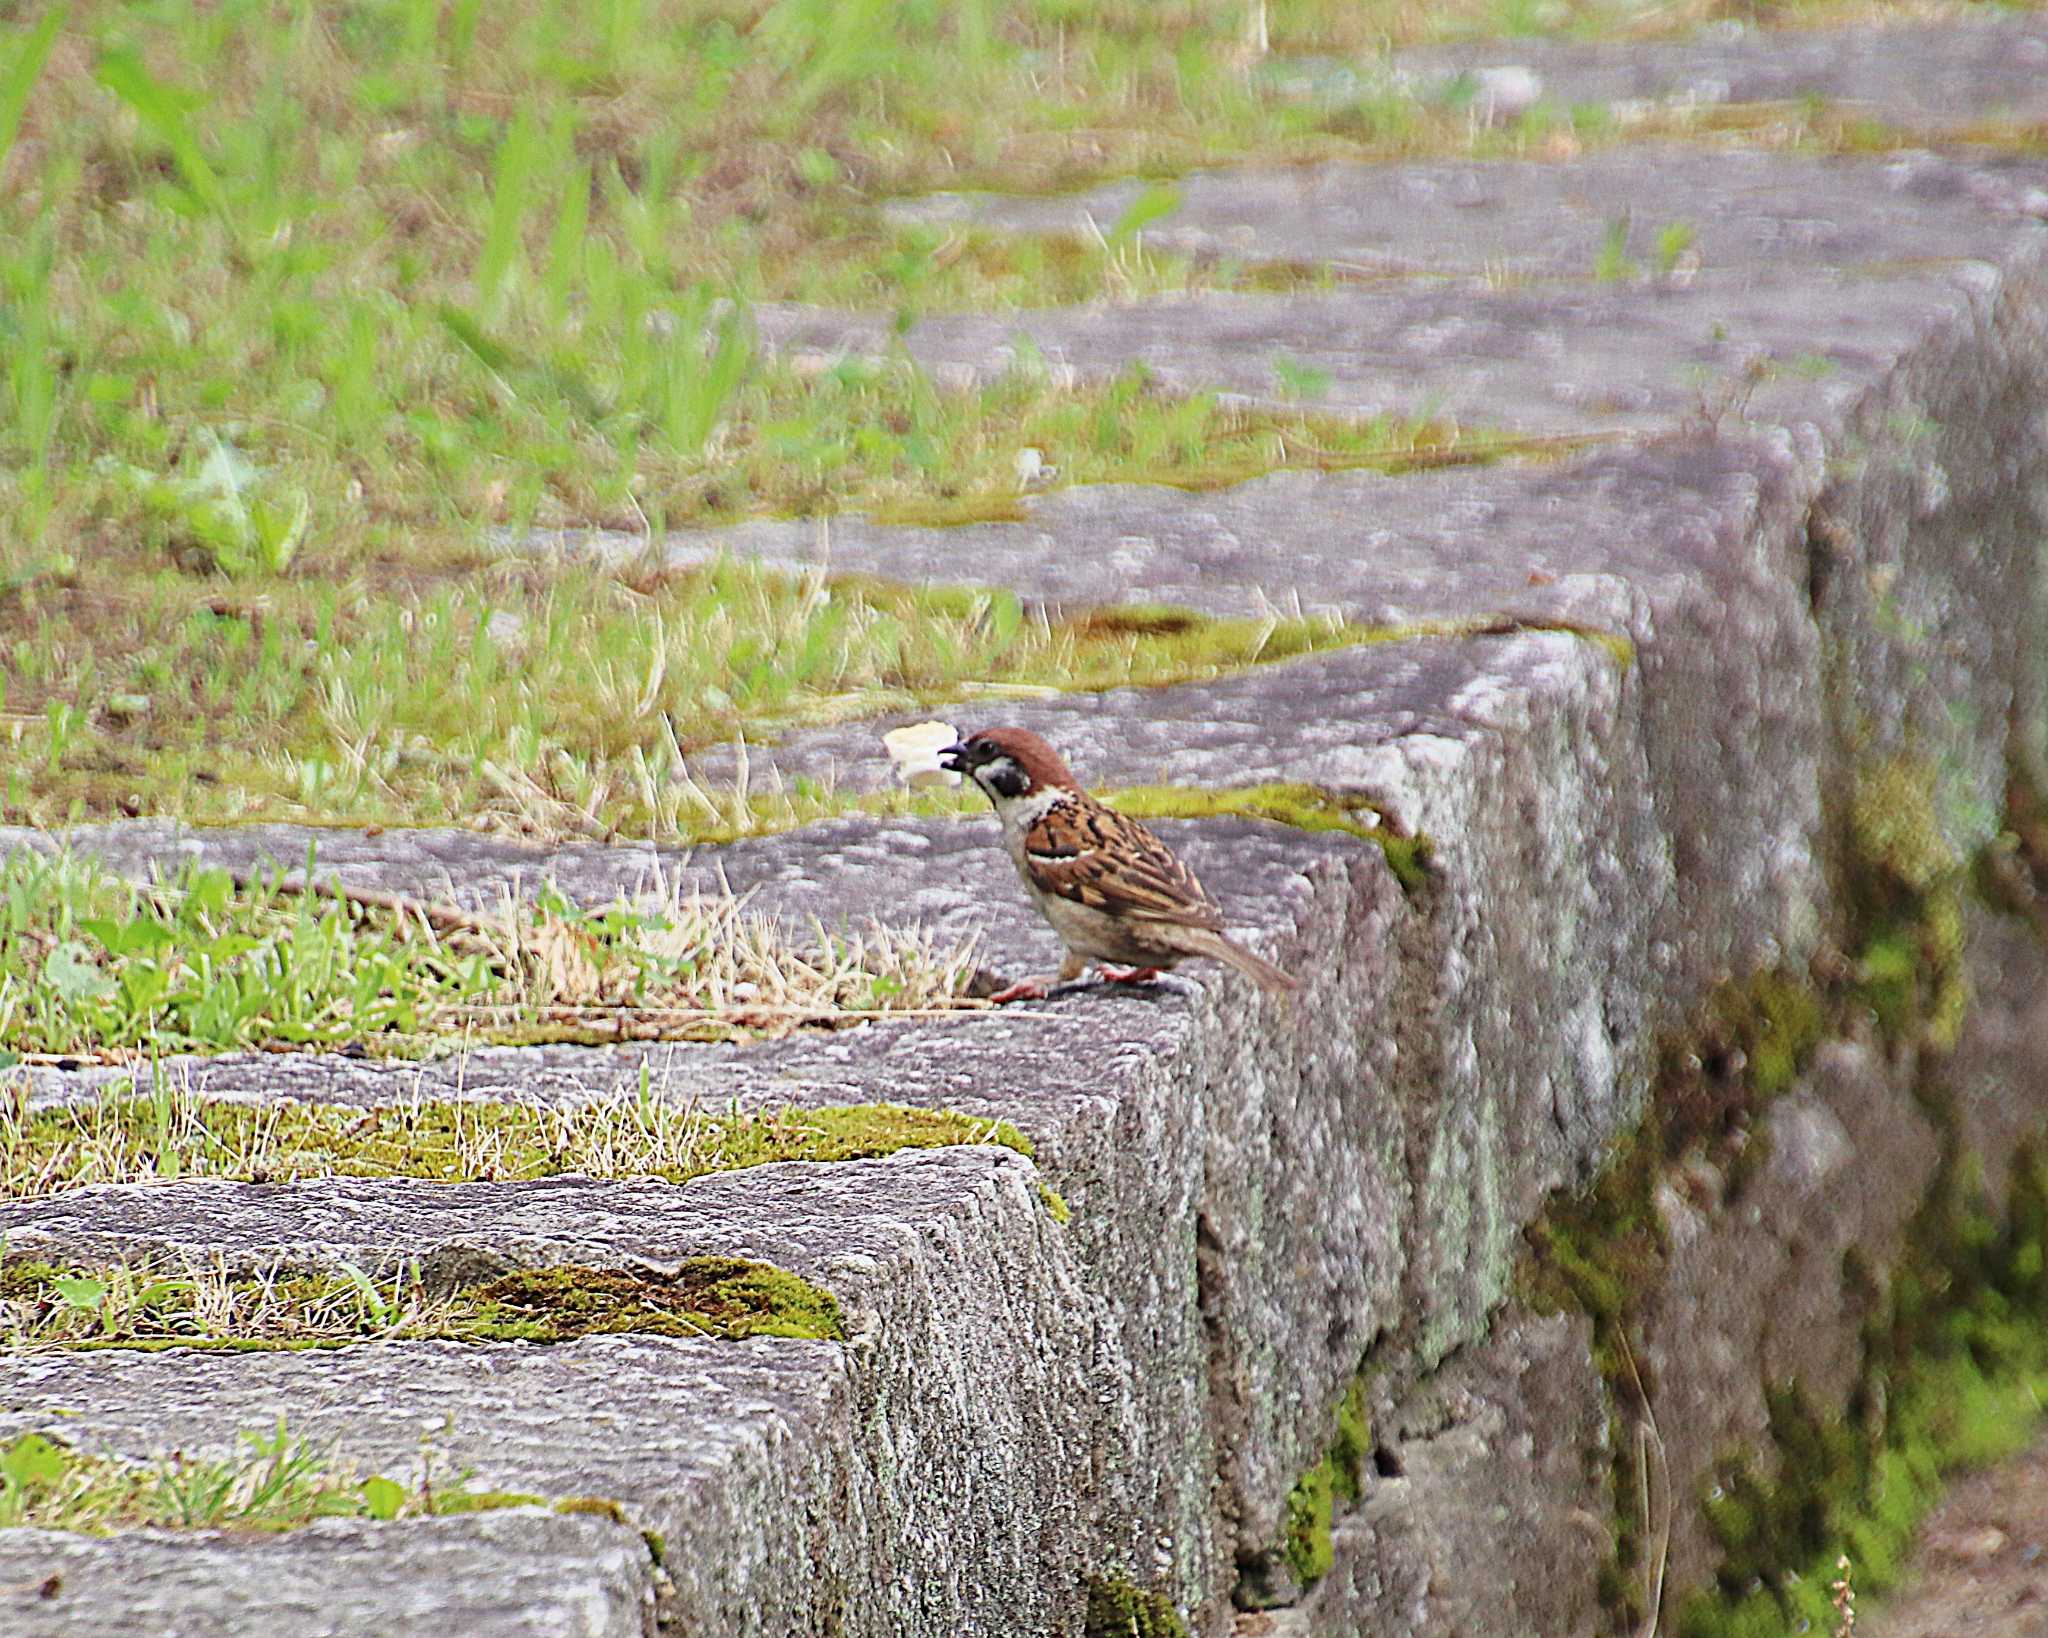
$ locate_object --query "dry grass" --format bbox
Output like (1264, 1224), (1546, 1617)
(0, 846), (989, 1060)
(0, 1255), (465, 1351)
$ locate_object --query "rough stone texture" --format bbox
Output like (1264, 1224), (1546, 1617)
(1391, 17), (2048, 131)
(10, 27), (2048, 1638)
(0, 1513), (656, 1638)
(1639, 1039), (1945, 1594)
(1302, 1312), (1612, 1638)
(1, 812), (1412, 1598)
(652, 445), (1824, 1003)
(0, 1150), (1109, 1637)
(819, 147), (2048, 447)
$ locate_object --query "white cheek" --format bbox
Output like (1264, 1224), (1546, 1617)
(997, 787), (1062, 835)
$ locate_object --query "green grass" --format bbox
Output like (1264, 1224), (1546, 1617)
(0, 0), (2006, 861)
(0, 847), (990, 1058)
(0, 1252), (845, 1347)
(0, 1423), (538, 1533)
(1, 1), (1988, 846)
(1, 557), (1385, 835)
(0, 0), (1562, 569)
(1, 1070), (1033, 1193)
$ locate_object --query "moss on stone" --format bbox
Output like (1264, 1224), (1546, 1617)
(1103, 782), (1435, 896)
(1676, 1143), (2048, 1636)
(1520, 748), (2038, 1632)
(431, 1488), (548, 1514)
(1282, 1461), (1338, 1584)
(1518, 966), (1837, 1630)
(1, 1255), (844, 1349)
(1082, 1577), (1189, 1638)
(1845, 755), (1969, 1049)
(549, 1495), (630, 1524)
(5, 1088), (1033, 1195)
(1038, 1182), (1072, 1225)
(460, 1259), (844, 1343)
(1275, 1369), (1372, 1589)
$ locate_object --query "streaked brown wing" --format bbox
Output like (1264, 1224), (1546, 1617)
(1023, 799), (1224, 932)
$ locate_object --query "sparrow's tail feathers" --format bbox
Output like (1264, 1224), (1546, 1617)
(1209, 932), (1303, 995)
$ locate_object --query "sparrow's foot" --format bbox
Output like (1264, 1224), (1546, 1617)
(988, 978), (1052, 1004)
(1097, 965), (1165, 986)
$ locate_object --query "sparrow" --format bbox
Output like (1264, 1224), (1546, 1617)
(939, 727), (1302, 1003)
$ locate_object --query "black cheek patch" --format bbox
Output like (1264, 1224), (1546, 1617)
(986, 762), (1029, 799)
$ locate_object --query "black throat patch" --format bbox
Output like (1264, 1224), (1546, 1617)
(982, 758), (1029, 800)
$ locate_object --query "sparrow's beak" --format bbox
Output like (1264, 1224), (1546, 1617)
(938, 742), (969, 773)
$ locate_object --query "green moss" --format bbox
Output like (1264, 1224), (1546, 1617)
(1518, 968), (1836, 1630)
(463, 1259), (843, 1344)
(1276, 1371), (1372, 1589)
(1845, 755), (1969, 1050)
(550, 1495), (630, 1524)
(1038, 1183), (1072, 1225)
(1676, 1144), (2048, 1635)
(1, 1255), (844, 1349)
(431, 1489), (547, 1514)
(1082, 1578), (1189, 1638)
(1512, 739), (2037, 1634)
(1282, 1461), (1338, 1584)
(1104, 782), (1435, 896)
(1329, 1374), (1372, 1499)
(864, 496), (1032, 528)
(5, 1087), (1032, 1196)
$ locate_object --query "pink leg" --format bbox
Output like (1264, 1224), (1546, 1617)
(1098, 965), (1165, 985)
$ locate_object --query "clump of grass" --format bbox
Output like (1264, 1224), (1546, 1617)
(0, 1252), (845, 1349)
(0, 1076), (1032, 1199)
(0, 1422), (539, 1533)
(0, 1255), (465, 1350)
(2, 557), (1378, 837)
(0, 848), (985, 1061)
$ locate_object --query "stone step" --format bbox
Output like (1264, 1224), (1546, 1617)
(1, 810), (1400, 1623)
(0, 1145), (1101, 1635)
(1390, 15), (2048, 131)
(879, 143), (2048, 286)
(0, 1513), (654, 1638)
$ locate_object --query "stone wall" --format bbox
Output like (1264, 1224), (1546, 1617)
(5, 18), (2048, 1637)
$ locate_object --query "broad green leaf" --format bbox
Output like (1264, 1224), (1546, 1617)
(1, 1433), (71, 1489)
(361, 1475), (406, 1520)
(44, 941), (113, 1006)
(51, 1275), (107, 1311)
